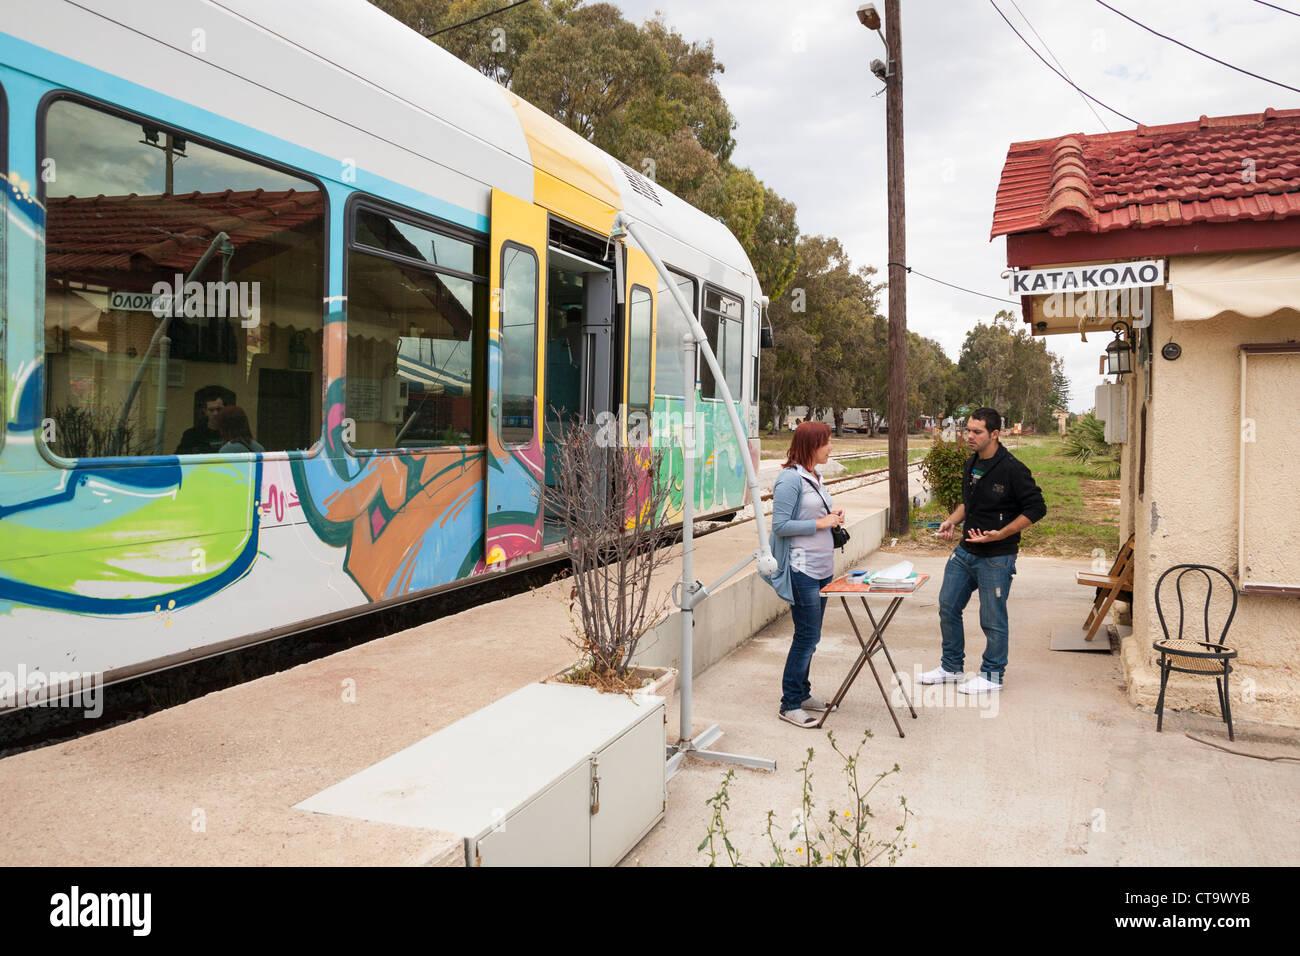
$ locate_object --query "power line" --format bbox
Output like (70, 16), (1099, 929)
(426, 0), (533, 38)
(1095, 0), (1300, 95)
(888, 262), (1021, 306)
(990, 0), (1143, 126)
(1008, 0), (1111, 132)
(1252, 0), (1300, 18)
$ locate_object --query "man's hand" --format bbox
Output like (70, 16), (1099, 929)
(964, 527), (1004, 544)
(938, 517), (959, 540)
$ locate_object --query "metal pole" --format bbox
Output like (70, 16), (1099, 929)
(612, 214), (775, 774)
(885, 0), (909, 535)
(680, 331), (695, 744)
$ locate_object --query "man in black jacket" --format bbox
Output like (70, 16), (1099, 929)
(920, 407), (1047, 693)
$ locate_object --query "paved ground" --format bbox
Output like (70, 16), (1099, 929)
(6, 470), (1295, 867)
(626, 550), (1300, 867)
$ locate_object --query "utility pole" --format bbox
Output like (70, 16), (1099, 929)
(883, 0), (909, 535)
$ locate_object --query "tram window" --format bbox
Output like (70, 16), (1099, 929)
(700, 286), (743, 401)
(627, 285), (653, 409)
(354, 208), (486, 277)
(500, 244), (538, 445)
(751, 302), (761, 406)
(41, 98), (325, 458)
(346, 205), (487, 450)
(0, 82), (6, 453)
(654, 270), (696, 398)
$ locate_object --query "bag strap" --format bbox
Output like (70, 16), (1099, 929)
(801, 475), (831, 515)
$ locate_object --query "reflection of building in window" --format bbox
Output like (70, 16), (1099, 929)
(700, 286), (743, 401)
(346, 206), (487, 449)
(654, 271), (696, 398)
(42, 98), (325, 458)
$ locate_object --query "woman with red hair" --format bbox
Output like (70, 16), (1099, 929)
(762, 420), (846, 727)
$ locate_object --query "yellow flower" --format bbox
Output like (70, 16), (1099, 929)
(844, 811), (851, 818)
(795, 847), (803, 854)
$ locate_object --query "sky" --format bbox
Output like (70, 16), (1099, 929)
(610, 0), (1300, 412)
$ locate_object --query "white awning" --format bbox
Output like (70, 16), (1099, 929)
(1171, 249), (1300, 321)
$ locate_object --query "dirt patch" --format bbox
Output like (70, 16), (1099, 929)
(1081, 478), (1122, 522)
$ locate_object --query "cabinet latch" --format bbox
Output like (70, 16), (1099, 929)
(590, 756), (600, 815)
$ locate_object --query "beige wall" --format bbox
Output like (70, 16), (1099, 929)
(1119, 282), (1300, 727)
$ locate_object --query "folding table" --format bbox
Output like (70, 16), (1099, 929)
(816, 573), (931, 737)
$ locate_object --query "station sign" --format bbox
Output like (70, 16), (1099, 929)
(109, 290), (162, 312)
(1007, 260), (1164, 295)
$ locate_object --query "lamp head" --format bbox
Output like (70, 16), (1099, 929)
(857, 4), (881, 30)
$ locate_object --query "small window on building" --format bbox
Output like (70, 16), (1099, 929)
(346, 204), (487, 449)
(42, 98), (326, 458)
(700, 286), (743, 401)
(654, 270), (696, 398)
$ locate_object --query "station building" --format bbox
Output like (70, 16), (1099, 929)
(991, 108), (1300, 727)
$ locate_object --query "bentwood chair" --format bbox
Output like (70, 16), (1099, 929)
(1152, 564), (1239, 741)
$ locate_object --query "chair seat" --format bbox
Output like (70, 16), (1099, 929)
(1154, 639), (1234, 672)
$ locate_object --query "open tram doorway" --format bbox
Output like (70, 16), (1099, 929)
(542, 226), (617, 546)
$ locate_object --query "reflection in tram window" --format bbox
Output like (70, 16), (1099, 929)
(41, 99), (325, 457)
(500, 246), (539, 445)
(700, 286), (743, 401)
(654, 270), (696, 398)
(627, 285), (653, 410)
(346, 215), (486, 448)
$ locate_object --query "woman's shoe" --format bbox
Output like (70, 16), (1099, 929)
(779, 708), (819, 728)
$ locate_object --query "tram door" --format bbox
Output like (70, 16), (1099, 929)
(485, 189), (547, 567)
(540, 244), (615, 540)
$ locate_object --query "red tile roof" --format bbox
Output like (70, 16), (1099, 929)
(991, 108), (1300, 240)
(46, 188), (323, 282)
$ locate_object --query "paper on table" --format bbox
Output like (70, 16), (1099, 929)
(873, 560), (915, 582)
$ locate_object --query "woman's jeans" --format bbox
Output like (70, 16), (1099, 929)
(781, 568), (833, 712)
(938, 545), (1017, 683)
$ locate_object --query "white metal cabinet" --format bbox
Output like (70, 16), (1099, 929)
(296, 681), (666, 866)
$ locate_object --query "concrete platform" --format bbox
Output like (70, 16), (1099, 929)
(625, 549), (1300, 867)
(0, 471), (920, 867)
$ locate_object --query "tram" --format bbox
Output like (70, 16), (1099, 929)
(0, 0), (767, 705)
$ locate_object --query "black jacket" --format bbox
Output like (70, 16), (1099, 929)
(960, 444), (1047, 556)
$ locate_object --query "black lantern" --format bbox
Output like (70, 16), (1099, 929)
(1104, 321), (1133, 376)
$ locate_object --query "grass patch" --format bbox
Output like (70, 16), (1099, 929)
(887, 436), (1121, 559)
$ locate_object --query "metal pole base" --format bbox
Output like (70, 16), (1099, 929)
(665, 723), (776, 779)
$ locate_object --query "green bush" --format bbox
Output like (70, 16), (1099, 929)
(920, 438), (968, 515)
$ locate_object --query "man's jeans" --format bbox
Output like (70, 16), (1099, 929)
(938, 545), (1017, 683)
(781, 568), (833, 712)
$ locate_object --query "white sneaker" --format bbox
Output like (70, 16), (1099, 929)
(919, 666), (963, 684)
(958, 675), (1004, 694)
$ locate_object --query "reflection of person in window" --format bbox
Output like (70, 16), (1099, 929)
(176, 395), (226, 455)
(216, 406), (265, 454)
